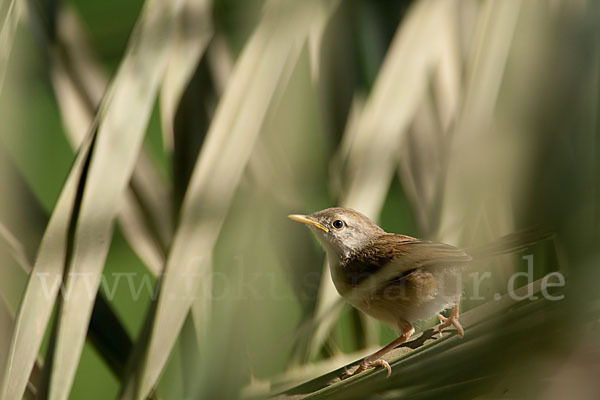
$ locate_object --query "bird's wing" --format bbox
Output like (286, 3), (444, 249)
(344, 234), (471, 297)
(390, 240), (473, 270)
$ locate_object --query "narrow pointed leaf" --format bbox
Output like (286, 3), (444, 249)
(0, 0), (22, 94)
(50, 6), (172, 276)
(0, 132), (94, 400)
(120, 1), (341, 398)
(160, 0), (213, 153)
(43, 0), (184, 398)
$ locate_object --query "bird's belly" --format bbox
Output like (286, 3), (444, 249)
(337, 267), (463, 328)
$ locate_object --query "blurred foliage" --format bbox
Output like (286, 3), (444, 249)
(1, 0), (599, 399)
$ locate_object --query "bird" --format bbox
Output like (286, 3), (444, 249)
(288, 207), (552, 379)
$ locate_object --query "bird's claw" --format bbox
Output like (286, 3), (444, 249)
(437, 313), (464, 337)
(341, 359), (392, 380)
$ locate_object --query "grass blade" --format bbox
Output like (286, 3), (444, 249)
(0, 222), (32, 274)
(40, 0), (184, 398)
(0, 222), (49, 398)
(159, 0), (213, 395)
(50, 6), (172, 276)
(0, 222), (30, 379)
(120, 1), (340, 398)
(206, 33), (233, 96)
(49, 7), (106, 144)
(160, 0), (213, 153)
(0, 131), (95, 400)
(0, 0), (22, 94)
(0, 296), (12, 379)
(0, 151), (135, 380)
(435, 0), (524, 301)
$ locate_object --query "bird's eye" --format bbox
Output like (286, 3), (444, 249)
(332, 220), (344, 229)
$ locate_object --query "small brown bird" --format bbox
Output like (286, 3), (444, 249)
(289, 207), (551, 379)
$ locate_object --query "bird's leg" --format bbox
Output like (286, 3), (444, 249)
(437, 295), (464, 337)
(342, 321), (414, 380)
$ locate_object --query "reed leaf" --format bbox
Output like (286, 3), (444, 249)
(119, 1), (341, 398)
(0, 221), (48, 397)
(160, 0), (213, 153)
(0, 0), (22, 94)
(27, 0), (183, 398)
(50, 6), (172, 276)
(0, 131), (95, 400)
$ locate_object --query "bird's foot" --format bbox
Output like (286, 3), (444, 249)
(342, 358), (391, 380)
(437, 312), (464, 337)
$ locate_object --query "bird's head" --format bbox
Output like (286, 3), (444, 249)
(288, 207), (384, 259)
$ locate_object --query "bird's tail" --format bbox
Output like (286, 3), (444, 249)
(466, 227), (554, 260)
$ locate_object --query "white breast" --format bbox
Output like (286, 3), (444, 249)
(327, 254), (462, 328)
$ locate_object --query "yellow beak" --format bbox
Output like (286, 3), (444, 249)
(288, 214), (329, 233)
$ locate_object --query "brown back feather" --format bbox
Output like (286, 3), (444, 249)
(341, 233), (471, 287)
